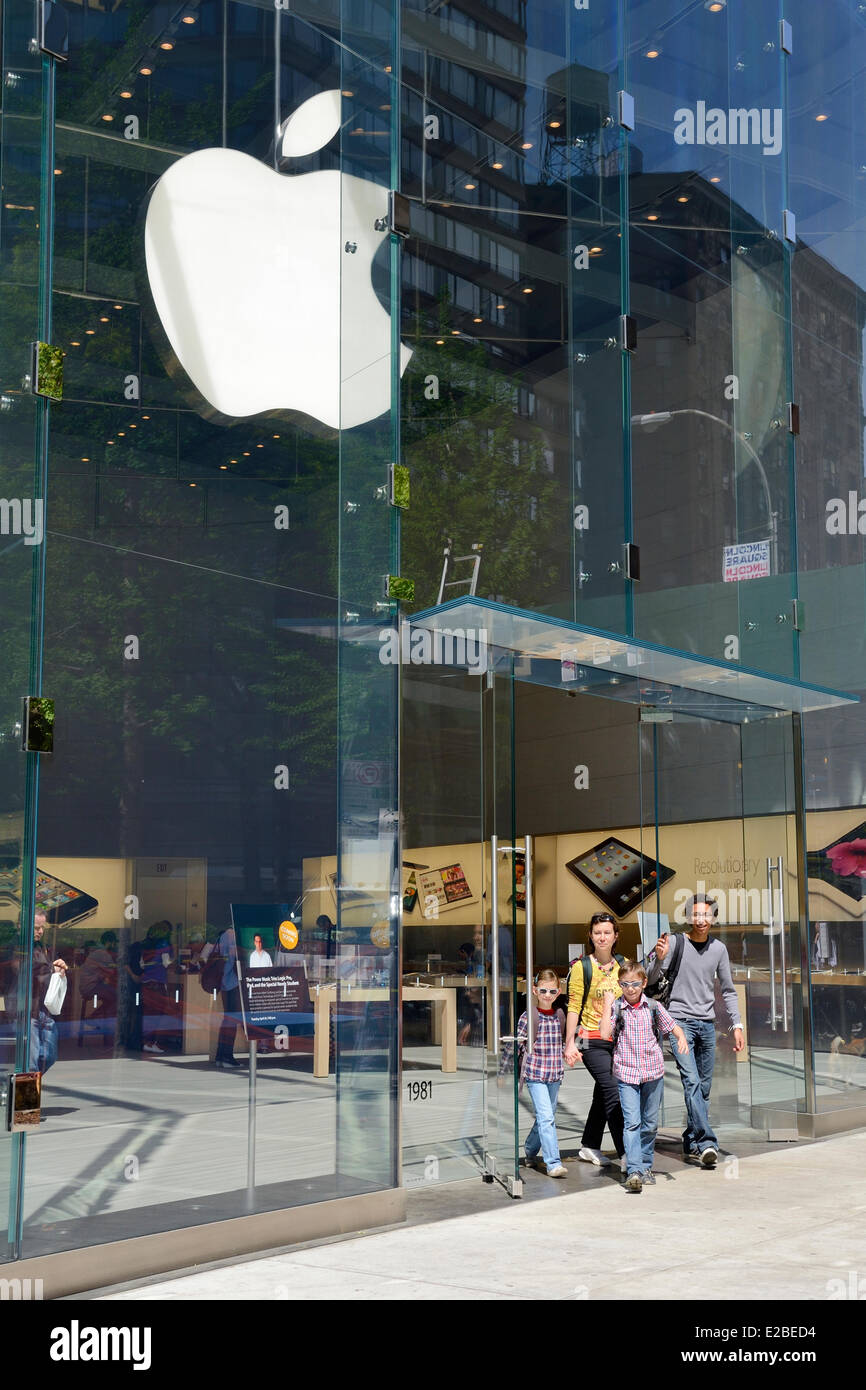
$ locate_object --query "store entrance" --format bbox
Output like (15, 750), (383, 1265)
(399, 606), (842, 1194)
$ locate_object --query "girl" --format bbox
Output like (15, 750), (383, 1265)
(601, 959), (688, 1193)
(512, 967), (568, 1178)
(564, 912), (626, 1168)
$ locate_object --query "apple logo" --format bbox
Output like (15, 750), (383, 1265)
(144, 89), (411, 431)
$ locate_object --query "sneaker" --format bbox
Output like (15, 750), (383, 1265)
(143, 1042), (164, 1054)
(523, 1154), (542, 1169)
(577, 1147), (610, 1167)
(545, 1163), (568, 1178)
(624, 1172), (643, 1193)
(699, 1146), (719, 1168)
(641, 1169), (656, 1185)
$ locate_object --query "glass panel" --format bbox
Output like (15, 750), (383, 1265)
(740, 715), (808, 1126)
(20, 0), (399, 1259)
(0, 0), (48, 1262)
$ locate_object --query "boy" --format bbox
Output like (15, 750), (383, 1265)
(600, 960), (688, 1193)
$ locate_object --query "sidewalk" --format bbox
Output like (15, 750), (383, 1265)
(99, 1131), (866, 1301)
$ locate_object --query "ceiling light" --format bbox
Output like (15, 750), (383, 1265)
(464, 182), (476, 189)
(70, 340), (80, 346)
(229, 458), (237, 463)
(243, 451), (251, 456)
(589, 246), (602, 254)
(473, 316), (482, 322)
(645, 48), (660, 58)
(521, 141), (533, 149)
(492, 161), (503, 170)
(129, 424), (137, 429)
(677, 195), (689, 202)
(140, 66), (153, 75)
(182, 13), (196, 22)
(220, 464), (227, 470)
(341, 90), (353, 97)
(646, 212), (659, 220)
(81, 457), (90, 462)
(704, 0), (725, 10)
(160, 41), (174, 50)
(815, 113), (829, 122)
(436, 339), (444, 345)
(99, 315), (109, 321)
(189, 481), (196, 487)
(54, 167), (62, 175)
(85, 328), (95, 334)
(379, 104), (391, 111)
(710, 175), (721, 183)
(101, 114), (114, 122)
(522, 286), (533, 294)
(549, 120), (561, 129)
(451, 329), (460, 335)
(256, 443), (264, 448)
(142, 414), (150, 419)
(273, 433), (280, 438)
(496, 302), (505, 309)
(107, 440), (115, 445)
(118, 431), (125, 437)
(120, 90), (133, 99)
(114, 304), (123, 310)
(384, 65), (392, 73)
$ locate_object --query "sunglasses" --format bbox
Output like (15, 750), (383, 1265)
(620, 980), (644, 989)
(535, 986), (559, 995)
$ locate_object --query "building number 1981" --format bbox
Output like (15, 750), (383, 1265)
(406, 1081), (432, 1101)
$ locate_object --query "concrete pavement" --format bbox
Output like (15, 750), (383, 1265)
(98, 1128), (866, 1301)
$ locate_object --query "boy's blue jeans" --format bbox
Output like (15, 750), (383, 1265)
(618, 1076), (664, 1176)
(525, 1079), (562, 1168)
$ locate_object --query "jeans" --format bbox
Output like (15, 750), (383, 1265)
(30, 1009), (58, 1074)
(525, 1080), (562, 1168)
(618, 1076), (664, 1175)
(580, 1040), (625, 1156)
(671, 1018), (718, 1152)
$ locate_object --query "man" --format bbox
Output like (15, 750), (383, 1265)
(200, 926), (243, 1070)
(31, 911), (68, 1075)
(646, 893), (744, 1167)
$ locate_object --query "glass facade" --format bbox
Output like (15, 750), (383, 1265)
(2, 0), (866, 1274)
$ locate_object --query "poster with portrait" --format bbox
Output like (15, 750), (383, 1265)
(230, 904), (312, 1037)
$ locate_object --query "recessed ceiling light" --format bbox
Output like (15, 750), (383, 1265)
(589, 246), (602, 254)
(160, 41), (174, 50)
(189, 481), (196, 487)
(220, 464), (227, 469)
(815, 113), (829, 122)
(70, 340), (80, 346)
(140, 66), (153, 76)
(522, 286), (533, 293)
(436, 339), (444, 345)
(473, 316), (482, 322)
(710, 175), (721, 183)
(107, 440), (115, 445)
(54, 167), (62, 175)
(120, 90), (133, 99)
(646, 212), (659, 220)
(451, 329), (460, 335)
(81, 457), (90, 462)
(384, 65), (392, 73)
(101, 114), (113, 121)
(705, 0), (725, 10)
(464, 182), (476, 189)
(645, 48), (660, 58)
(341, 90), (353, 97)
(114, 304), (123, 310)
(497, 302), (505, 309)
(243, 451), (251, 456)
(273, 434), (280, 438)
(182, 13), (196, 22)
(118, 431), (125, 437)
(85, 328), (95, 334)
(492, 161), (503, 170)
(521, 141), (533, 149)
(256, 443), (264, 448)
(549, 120), (561, 129)
(229, 458), (237, 464)
(677, 195), (689, 202)
(99, 315), (109, 321)
(142, 414), (150, 419)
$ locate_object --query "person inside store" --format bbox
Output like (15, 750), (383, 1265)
(128, 920), (176, 1055)
(646, 892), (744, 1167)
(30, 910), (68, 1075)
(563, 912), (626, 1170)
(200, 925), (243, 1070)
(249, 933), (273, 968)
(78, 930), (118, 1047)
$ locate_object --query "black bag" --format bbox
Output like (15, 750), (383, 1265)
(200, 951), (224, 993)
(644, 932), (685, 1007)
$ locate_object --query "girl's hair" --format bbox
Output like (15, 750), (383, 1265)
(618, 959), (647, 982)
(533, 966), (560, 986)
(587, 912), (619, 950)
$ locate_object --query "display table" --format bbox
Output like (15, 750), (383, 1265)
(313, 982), (458, 1077)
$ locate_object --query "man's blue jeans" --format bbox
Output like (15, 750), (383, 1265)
(671, 1018), (718, 1152)
(618, 1076), (664, 1175)
(525, 1079), (562, 1168)
(30, 1009), (58, 1074)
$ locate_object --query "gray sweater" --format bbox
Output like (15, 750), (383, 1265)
(646, 936), (741, 1028)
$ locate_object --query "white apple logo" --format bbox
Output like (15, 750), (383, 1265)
(144, 89), (411, 431)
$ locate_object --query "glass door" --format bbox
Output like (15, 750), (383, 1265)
(740, 715), (808, 1134)
(482, 661), (522, 1195)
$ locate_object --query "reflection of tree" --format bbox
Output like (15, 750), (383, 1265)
(402, 316), (562, 610)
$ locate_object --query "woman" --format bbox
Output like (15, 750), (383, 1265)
(564, 912), (625, 1168)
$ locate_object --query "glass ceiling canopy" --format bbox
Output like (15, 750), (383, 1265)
(409, 598), (857, 724)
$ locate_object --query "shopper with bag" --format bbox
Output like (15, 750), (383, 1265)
(31, 911), (68, 1075)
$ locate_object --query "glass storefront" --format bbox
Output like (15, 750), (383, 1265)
(2, 0), (866, 1278)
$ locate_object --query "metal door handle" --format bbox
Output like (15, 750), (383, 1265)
(490, 835), (499, 1055)
(775, 856), (788, 1031)
(766, 857), (778, 1031)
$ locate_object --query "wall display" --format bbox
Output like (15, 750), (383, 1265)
(231, 905), (312, 1037)
(34, 869), (98, 928)
(807, 822), (866, 904)
(417, 863), (478, 915)
(565, 838), (675, 918)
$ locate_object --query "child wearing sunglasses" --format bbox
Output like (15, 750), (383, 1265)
(600, 960), (688, 1193)
(510, 967), (568, 1178)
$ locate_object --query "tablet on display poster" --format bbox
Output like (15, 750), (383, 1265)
(566, 838), (675, 919)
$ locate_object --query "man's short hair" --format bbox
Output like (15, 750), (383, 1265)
(686, 893), (718, 919)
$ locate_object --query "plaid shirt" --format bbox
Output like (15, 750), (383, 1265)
(611, 996), (675, 1084)
(500, 1008), (564, 1083)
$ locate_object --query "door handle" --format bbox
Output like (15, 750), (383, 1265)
(490, 835), (500, 1055)
(766, 857), (778, 1032)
